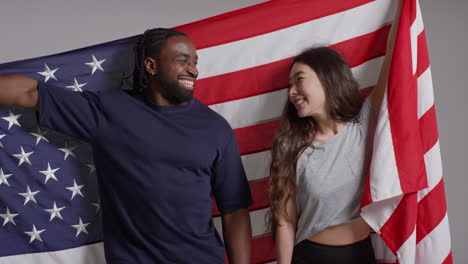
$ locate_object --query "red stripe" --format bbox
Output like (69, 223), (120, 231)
(442, 252), (454, 264)
(379, 193), (418, 253)
(409, 0), (417, 24)
(416, 178), (447, 243)
(212, 178), (270, 217)
(416, 30), (430, 78)
(174, 0), (374, 49)
(252, 234), (276, 264)
(234, 120), (280, 156)
(419, 105), (438, 152)
(195, 26), (390, 106)
(387, 0), (427, 193)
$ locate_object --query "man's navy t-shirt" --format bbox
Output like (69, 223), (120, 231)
(36, 83), (252, 263)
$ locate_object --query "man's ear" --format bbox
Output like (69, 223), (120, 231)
(144, 57), (157, 75)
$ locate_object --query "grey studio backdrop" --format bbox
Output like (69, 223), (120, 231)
(1, 0), (466, 262)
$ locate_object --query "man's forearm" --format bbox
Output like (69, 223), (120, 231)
(221, 208), (252, 264)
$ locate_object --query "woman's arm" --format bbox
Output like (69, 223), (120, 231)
(275, 197), (297, 264)
(369, 0), (403, 109)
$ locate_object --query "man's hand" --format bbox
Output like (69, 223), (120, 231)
(0, 74), (38, 109)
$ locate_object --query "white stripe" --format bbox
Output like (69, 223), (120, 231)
(0, 242), (105, 264)
(197, 0), (395, 79)
(214, 207), (269, 239)
(242, 150), (271, 181)
(210, 89), (286, 129)
(415, 213), (451, 264)
(410, 0), (424, 75)
(417, 67), (434, 119)
(418, 141), (443, 202)
(396, 229), (417, 264)
(369, 92), (402, 201)
(210, 57), (384, 129)
(361, 194), (403, 234)
(371, 233), (397, 263)
(353, 56), (385, 89)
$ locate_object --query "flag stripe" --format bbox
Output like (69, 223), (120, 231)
(419, 141), (443, 201)
(442, 252), (454, 264)
(210, 89), (286, 129)
(369, 97), (402, 201)
(234, 120), (280, 156)
(416, 178), (447, 243)
(417, 68), (434, 119)
(416, 31), (430, 77)
(242, 150), (271, 182)
(388, 0), (427, 194)
(196, 26), (390, 106)
(416, 213), (452, 264)
(196, 0), (394, 79)
(0, 242), (105, 263)
(174, 0), (375, 50)
(379, 193), (417, 253)
(419, 105), (438, 153)
(252, 234), (276, 264)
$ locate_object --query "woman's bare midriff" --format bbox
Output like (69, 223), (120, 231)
(306, 218), (372, 245)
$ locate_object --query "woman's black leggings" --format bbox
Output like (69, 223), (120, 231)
(291, 236), (376, 264)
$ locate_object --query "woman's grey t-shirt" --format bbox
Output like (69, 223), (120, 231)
(295, 98), (377, 244)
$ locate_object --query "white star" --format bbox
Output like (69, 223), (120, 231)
(12, 146), (34, 166)
(18, 185), (40, 205)
(0, 207), (19, 226)
(1, 111), (21, 130)
(25, 225), (46, 243)
(91, 199), (100, 214)
(0, 134), (5, 148)
(59, 142), (77, 160)
(0, 168), (13, 186)
(66, 179), (84, 200)
(65, 78), (86, 92)
(39, 162), (60, 183)
(44, 202), (65, 221)
(37, 64), (59, 82)
(30, 128), (49, 145)
(71, 217), (90, 237)
(86, 163), (96, 175)
(85, 54), (106, 75)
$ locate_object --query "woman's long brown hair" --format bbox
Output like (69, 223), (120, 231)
(267, 46), (364, 239)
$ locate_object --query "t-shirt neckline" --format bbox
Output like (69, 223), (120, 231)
(140, 95), (196, 113)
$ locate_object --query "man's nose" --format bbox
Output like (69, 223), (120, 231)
(187, 62), (198, 78)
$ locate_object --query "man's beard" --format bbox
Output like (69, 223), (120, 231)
(156, 72), (194, 105)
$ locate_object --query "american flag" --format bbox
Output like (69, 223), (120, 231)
(0, 0), (451, 263)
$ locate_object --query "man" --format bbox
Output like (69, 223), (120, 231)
(0, 28), (252, 263)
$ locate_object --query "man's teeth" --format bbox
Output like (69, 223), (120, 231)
(179, 80), (194, 87)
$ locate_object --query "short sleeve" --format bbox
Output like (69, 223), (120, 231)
(36, 82), (102, 143)
(211, 130), (252, 214)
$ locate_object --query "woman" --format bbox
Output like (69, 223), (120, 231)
(267, 2), (401, 263)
